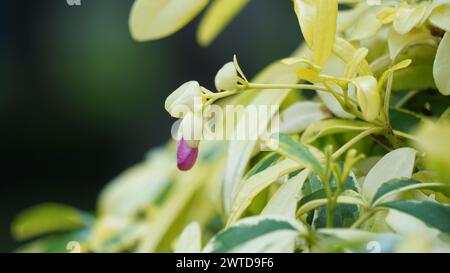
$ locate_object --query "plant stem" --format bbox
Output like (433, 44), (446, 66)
(395, 90), (418, 108)
(350, 209), (380, 229)
(392, 130), (420, 142)
(326, 203), (335, 228)
(203, 90), (238, 100)
(320, 147), (337, 228)
(246, 82), (329, 92)
(383, 74), (394, 128)
(332, 127), (384, 160)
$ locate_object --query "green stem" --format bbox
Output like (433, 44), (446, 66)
(395, 90), (418, 108)
(246, 82), (329, 92)
(321, 148), (336, 228)
(350, 209), (381, 229)
(383, 74), (394, 128)
(332, 127), (384, 160)
(326, 203), (335, 228)
(392, 130), (420, 142)
(203, 90), (239, 100)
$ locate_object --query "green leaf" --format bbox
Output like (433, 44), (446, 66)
(301, 171), (325, 196)
(11, 203), (93, 241)
(414, 122), (450, 183)
(388, 26), (436, 61)
(134, 164), (214, 252)
(333, 37), (372, 76)
(394, 6), (426, 35)
(429, 5), (450, 32)
(299, 188), (330, 207)
(362, 148), (416, 202)
(173, 222), (202, 253)
(301, 119), (372, 144)
(371, 178), (450, 207)
(314, 204), (360, 228)
(92, 221), (145, 252)
(98, 147), (175, 216)
(315, 229), (400, 253)
(301, 172), (357, 203)
(343, 47), (368, 78)
(439, 106), (450, 122)
(434, 32), (450, 95)
(244, 152), (282, 180)
(293, 0), (315, 47)
(265, 133), (322, 173)
(261, 169), (310, 218)
(391, 45), (436, 91)
(347, 6), (382, 41)
(298, 173), (362, 228)
(129, 0), (209, 41)
(312, 0), (338, 68)
(380, 200), (450, 233)
(372, 179), (417, 206)
(227, 159), (302, 226)
(297, 190), (365, 218)
(197, 0), (250, 46)
(15, 229), (91, 253)
(222, 55), (305, 213)
(277, 102), (330, 134)
(203, 216), (304, 253)
(389, 108), (423, 133)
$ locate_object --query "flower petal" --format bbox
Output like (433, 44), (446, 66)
(165, 81), (202, 118)
(215, 62), (238, 91)
(177, 138), (199, 171)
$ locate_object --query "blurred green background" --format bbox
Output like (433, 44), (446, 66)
(0, 0), (300, 251)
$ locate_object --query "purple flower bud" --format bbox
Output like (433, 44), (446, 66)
(177, 138), (198, 171)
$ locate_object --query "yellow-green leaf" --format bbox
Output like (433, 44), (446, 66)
(378, 59), (412, 89)
(429, 5), (450, 32)
(98, 148), (175, 216)
(337, 2), (371, 32)
(421, 0), (450, 25)
(293, 0), (315, 47)
(11, 203), (92, 241)
(433, 32), (450, 95)
(129, 0), (208, 42)
(173, 222), (202, 253)
(362, 148), (416, 203)
(276, 102), (330, 134)
(261, 170), (310, 218)
(294, 0), (338, 68)
(222, 46), (308, 213)
(197, 0), (250, 46)
(348, 7), (383, 41)
(333, 37), (372, 76)
(352, 76), (380, 122)
(204, 216), (304, 253)
(343, 48), (369, 78)
(388, 26), (436, 60)
(393, 6), (426, 35)
(414, 121), (450, 181)
(301, 119), (372, 144)
(313, 0), (338, 68)
(227, 159), (303, 226)
(264, 133), (322, 173)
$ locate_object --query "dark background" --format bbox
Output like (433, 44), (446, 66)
(0, 0), (300, 251)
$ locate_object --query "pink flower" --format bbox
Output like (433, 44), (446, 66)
(177, 137), (199, 171)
